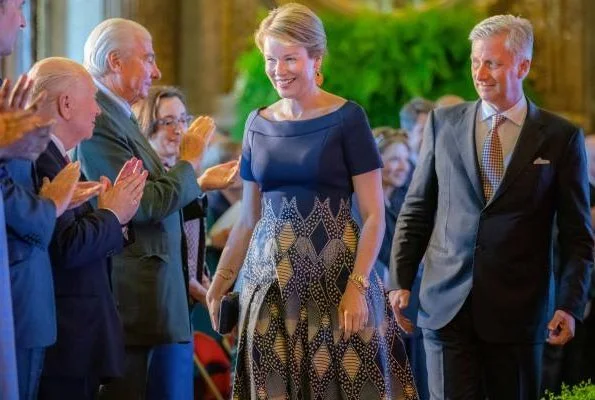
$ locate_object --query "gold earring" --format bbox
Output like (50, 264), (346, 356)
(315, 71), (324, 86)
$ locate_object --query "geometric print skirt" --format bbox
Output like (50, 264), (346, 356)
(232, 197), (419, 400)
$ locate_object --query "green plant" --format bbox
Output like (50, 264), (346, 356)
(543, 382), (595, 400)
(232, 3), (484, 139)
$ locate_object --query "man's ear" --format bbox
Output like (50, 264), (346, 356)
(518, 58), (531, 80)
(57, 93), (72, 120)
(106, 50), (122, 73)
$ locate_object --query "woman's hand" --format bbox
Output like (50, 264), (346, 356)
(338, 282), (369, 340)
(206, 270), (235, 332)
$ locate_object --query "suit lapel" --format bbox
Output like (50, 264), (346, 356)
(47, 141), (68, 168)
(488, 100), (545, 206)
(452, 101), (484, 204)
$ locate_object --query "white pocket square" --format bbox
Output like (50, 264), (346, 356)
(533, 157), (550, 165)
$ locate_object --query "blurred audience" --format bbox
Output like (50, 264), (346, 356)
(399, 97), (434, 162)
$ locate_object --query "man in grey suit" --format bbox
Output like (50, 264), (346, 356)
(73, 18), (215, 399)
(390, 15), (593, 399)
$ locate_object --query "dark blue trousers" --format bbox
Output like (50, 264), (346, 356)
(422, 298), (543, 400)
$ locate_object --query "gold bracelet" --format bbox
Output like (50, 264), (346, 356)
(347, 277), (367, 295)
(348, 272), (370, 290)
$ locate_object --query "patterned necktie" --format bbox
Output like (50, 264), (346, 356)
(481, 114), (506, 200)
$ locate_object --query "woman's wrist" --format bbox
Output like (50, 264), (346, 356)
(348, 271), (370, 294)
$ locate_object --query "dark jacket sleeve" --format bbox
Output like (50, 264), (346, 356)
(388, 110), (438, 291)
(49, 207), (124, 269)
(555, 128), (594, 321)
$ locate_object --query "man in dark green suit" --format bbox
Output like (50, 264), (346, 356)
(73, 18), (215, 399)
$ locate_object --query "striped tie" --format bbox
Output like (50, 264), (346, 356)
(481, 114), (506, 200)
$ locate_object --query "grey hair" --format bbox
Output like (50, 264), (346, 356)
(28, 57), (89, 107)
(83, 18), (150, 78)
(469, 15), (534, 60)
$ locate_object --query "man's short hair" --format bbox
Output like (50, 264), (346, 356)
(399, 97), (434, 134)
(83, 18), (150, 78)
(28, 57), (89, 108)
(469, 15), (534, 61)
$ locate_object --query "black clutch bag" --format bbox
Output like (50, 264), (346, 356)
(218, 292), (239, 334)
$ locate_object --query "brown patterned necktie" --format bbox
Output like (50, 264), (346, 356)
(481, 114), (506, 200)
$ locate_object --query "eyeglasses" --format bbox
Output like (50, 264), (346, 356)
(155, 115), (194, 129)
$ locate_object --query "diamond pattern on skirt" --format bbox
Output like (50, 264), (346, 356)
(481, 114), (507, 200)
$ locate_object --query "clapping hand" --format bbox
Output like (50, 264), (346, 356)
(0, 110), (54, 161)
(67, 181), (104, 210)
(179, 116), (215, 171)
(0, 76), (54, 161)
(197, 159), (239, 192)
(98, 158), (148, 224)
(0, 75), (46, 112)
(39, 162), (81, 217)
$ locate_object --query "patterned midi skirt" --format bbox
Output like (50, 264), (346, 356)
(232, 198), (418, 400)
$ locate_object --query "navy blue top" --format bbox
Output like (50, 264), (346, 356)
(240, 101), (382, 217)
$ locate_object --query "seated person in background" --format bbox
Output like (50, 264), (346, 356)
(30, 57), (148, 400)
(133, 85), (238, 400)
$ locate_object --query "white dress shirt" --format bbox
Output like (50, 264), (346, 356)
(475, 96), (528, 169)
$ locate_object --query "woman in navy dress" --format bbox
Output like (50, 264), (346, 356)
(207, 3), (418, 399)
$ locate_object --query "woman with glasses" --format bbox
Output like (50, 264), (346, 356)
(133, 85), (238, 400)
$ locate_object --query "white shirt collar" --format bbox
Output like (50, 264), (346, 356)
(481, 96), (527, 127)
(93, 77), (133, 118)
(50, 134), (68, 159)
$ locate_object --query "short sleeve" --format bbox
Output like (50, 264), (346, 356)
(341, 103), (383, 176)
(239, 110), (258, 182)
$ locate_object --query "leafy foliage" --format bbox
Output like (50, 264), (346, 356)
(543, 382), (595, 400)
(232, 4), (484, 139)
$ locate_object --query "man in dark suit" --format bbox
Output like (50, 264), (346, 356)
(25, 57), (148, 400)
(389, 15), (593, 400)
(74, 18), (214, 398)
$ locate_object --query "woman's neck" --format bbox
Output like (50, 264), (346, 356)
(280, 87), (325, 120)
